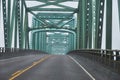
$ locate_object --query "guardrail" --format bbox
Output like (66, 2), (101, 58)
(0, 47), (47, 59)
(68, 49), (120, 74)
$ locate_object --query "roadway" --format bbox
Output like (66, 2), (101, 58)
(0, 54), (120, 80)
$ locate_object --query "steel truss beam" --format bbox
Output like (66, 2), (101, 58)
(2, 0), (8, 47)
(106, 0), (112, 49)
(118, 0), (120, 30)
(28, 8), (75, 12)
(78, 0), (86, 48)
(95, 0), (105, 49)
(77, 0), (105, 49)
(29, 11), (59, 28)
(28, 2), (75, 10)
(85, 0), (92, 48)
(25, 0), (78, 3)
(1, 0), (29, 49)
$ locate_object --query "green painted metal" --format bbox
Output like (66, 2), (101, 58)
(17, 0), (23, 48)
(95, 0), (105, 49)
(77, 0), (105, 49)
(106, 0), (112, 49)
(32, 33), (35, 49)
(29, 11), (50, 26)
(78, 0), (87, 48)
(14, 0), (18, 48)
(27, 0), (77, 13)
(28, 8), (75, 12)
(1, 0), (115, 53)
(10, 0), (17, 48)
(76, 13), (80, 49)
(86, 0), (92, 49)
(118, 0), (120, 30)
(1, 0), (29, 49)
(25, 12), (29, 49)
(94, 0), (100, 48)
(2, 0), (8, 47)
(7, 0), (11, 48)
(92, 0), (96, 48)
(31, 31), (47, 51)
(19, 0), (24, 48)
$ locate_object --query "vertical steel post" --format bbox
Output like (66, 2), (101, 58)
(118, 0), (120, 29)
(14, 0), (19, 48)
(25, 12), (29, 49)
(10, 0), (16, 48)
(94, 0), (100, 48)
(78, 0), (87, 48)
(86, 0), (92, 48)
(2, 0), (8, 47)
(40, 32), (42, 50)
(37, 33), (39, 50)
(38, 32), (40, 50)
(82, 0), (87, 48)
(32, 33), (35, 50)
(7, 0), (11, 48)
(17, 0), (22, 48)
(94, 0), (105, 49)
(77, 13), (80, 49)
(106, 0), (112, 49)
(19, 0), (24, 48)
(92, 0), (96, 48)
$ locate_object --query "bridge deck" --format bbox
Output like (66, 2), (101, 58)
(0, 54), (120, 80)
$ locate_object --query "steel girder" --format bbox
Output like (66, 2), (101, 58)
(85, 0), (92, 49)
(2, 0), (9, 47)
(25, 0), (78, 51)
(94, 0), (105, 49)
(106, 0), (112, 49)
(29, 28), (76, 51)
(118, 0), (120, 29)
(1, 0), (29, 49)
(25, 0), (78, 2)
(1, 0), (113, 51)
(26, 0), (78, 12)
(31, 32), (47, 51)
(78, 0), (86, 49)
(77, 0), (105, 49)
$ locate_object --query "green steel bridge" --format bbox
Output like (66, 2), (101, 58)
(0, 0), (120, 80)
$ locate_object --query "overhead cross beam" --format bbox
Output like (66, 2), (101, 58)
(28, 10), (61, 28)
(28, 8), (75, 11)
(28, 2), (75, 10)
(25, 0), (78, 3)
(26, 0), (77, 12)
(56, 11), (76, 26)
(29, 11), (51, 26)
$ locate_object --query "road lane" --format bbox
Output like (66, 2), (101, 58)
(12, 55), (92, 80)
(0, 54), (48, 80)
(1, 55), (119, 80)
(70, 54), (120, 80)
(9, 55), (51, 80)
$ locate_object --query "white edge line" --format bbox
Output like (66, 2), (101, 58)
(68, 55), (96, 80)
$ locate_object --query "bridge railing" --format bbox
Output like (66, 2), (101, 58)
(0, 47), (47, 59)
(68, 49), (120, 74)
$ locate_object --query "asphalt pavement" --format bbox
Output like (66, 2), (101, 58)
(0, 54), (120, 80)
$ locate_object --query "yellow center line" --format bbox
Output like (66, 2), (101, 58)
(12, 70), (21, 76)
(9, 55), (51, 80)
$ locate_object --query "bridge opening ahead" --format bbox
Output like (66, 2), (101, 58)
(26, 1), (78, 55)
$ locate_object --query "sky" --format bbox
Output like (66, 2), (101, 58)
(0, 0), (120, 49)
